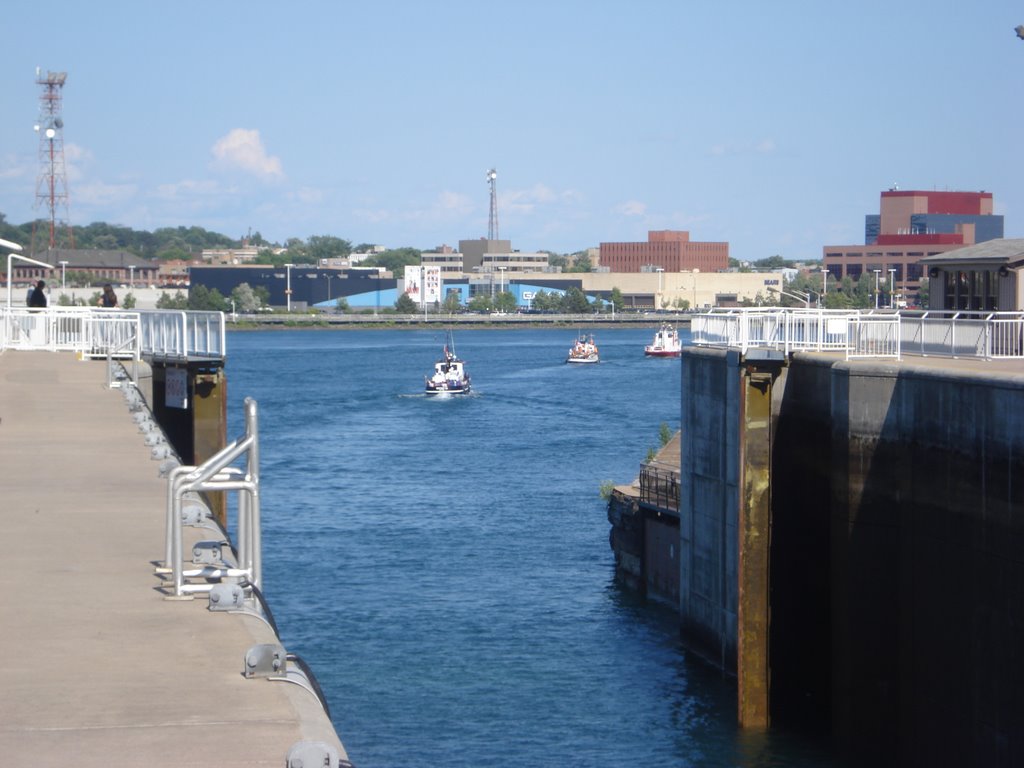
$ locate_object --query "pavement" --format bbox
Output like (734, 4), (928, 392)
(0, 351), (347, 767)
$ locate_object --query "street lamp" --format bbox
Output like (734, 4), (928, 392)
(285, 263), (294, 312)
(59, 260), (68, 292)
(888, 268), (896, 309)
(129, 265), (135, 290)
(821, 267), (828, 307)
(873, 269), (882, 309)
(5, 250), (54, 308)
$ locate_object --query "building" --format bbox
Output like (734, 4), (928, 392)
(918, 238), (1024, 311)
(823, 189), (1004, 306)
(11, 248), (158, 288)
(598, 230), (729, 273)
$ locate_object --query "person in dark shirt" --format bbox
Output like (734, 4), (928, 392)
(28, 280), (47, 308)
(100, 284), (118, 308)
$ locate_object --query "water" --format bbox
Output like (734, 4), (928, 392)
(225, 326), (837, 768)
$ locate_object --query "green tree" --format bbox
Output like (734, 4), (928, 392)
(442, 292), (462, 314)
(468, 294), (493, 312)
(188, 284), (229, 311)
(307, 235), (352, 261)
(157, 290), (189, 309)
(609, 286), (625, 311)
(567, 253), (593, 273)
(364, 247), (421, 274)
(395, 292), (417, 313)
(122, 292), (136, 309)
(561, 286), (591, 313)
(494, 291), (517, 313)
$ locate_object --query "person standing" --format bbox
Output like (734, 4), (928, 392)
(100, 284), (118, 308)
(28, 280), (47, 308)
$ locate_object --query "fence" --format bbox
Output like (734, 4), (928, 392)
(692, 308), (1024, 360)
(0, 306), (225, 361)
(691, 308), (901, 360)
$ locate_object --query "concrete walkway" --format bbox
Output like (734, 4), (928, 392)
(0, 351), (346, 767)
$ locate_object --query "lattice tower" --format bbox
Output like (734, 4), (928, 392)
(34, 69), (74, 251)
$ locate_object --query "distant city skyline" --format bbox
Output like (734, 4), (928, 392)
(1, 1), (1022, 261)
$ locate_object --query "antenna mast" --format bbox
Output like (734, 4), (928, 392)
(34, 68), (74, 251)
(487, 168), (498, 240)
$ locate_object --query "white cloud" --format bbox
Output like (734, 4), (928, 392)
(155, 179), (226, 199)
(210, 129), (284, 180)
(614, 200), (647, 217)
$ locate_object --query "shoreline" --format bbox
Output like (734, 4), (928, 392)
(226, 313), (693, 331)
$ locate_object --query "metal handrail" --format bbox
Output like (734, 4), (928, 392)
(162, 398), (261, 597)
(0, 306), (225, 361)
(693, 307), (1021, 360)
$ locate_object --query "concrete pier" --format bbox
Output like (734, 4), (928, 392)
(0, 351), (346, 766)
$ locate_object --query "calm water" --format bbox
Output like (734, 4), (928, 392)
(225, 326), (836, 768)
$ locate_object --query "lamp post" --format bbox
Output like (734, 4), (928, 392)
(285, 263), (294, 312)
(821, 267), (828, 308)
(59, 260), (68, 293)
(129, 265), (135, 290)
(888, 268), (896, 309)
(5, 250), (54, 308)
(873, 269), (882, 309)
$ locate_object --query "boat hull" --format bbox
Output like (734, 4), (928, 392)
(644, 348), (681, 358)
(425, 381), (471, 395)
(566, 355), (600, 364)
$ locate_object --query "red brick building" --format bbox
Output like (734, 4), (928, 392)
(599, 230), (729, 273)
(823, 189), (1003, 305)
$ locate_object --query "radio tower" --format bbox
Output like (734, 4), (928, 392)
(486, 168), (499, 240)
(33, 68), (74, 252)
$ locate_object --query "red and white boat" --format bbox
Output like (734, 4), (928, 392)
(644, 323), (681, 357)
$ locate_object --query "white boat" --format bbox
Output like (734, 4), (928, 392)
(644, 323), (682, 357)
(566, 333), (600, 364)
(425, 333), (471, 394)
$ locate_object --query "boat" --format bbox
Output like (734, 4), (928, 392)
(425, 332), (471, 394)
(644, 323), (682, 357)
(566, 333), (600, 364)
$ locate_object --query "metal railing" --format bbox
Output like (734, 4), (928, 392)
(899, 311), (1024, 359)
(639, 463), (679, 513)
(692, 307), (1024, 360)
(0, 306), (225, 361)
(692, 308), (901, 360)
(160, 397), (261, 597)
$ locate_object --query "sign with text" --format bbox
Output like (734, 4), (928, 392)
(165, 367), (188, 410)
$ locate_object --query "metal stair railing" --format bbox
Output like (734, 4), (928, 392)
(159, 397), (261, 598)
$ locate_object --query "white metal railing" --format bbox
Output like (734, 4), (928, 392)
(0, 306), (225, 361)
(138, 309), (226, 360)
(159, 397), (261, 597)
(693, 308), (1023, 361)
(899, 311), (1024, 359)
(692, 308), (899, 360)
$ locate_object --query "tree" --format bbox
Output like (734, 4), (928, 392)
(561, 286), (591, 313)
(157, 291), (189, 309)
(395, 293), (417, 313)
(189, 284), (229, 312)
(442, 292), (462, 314)
(609, 286), (625, 311)
(122, 292), (136, 309)
(567, 253), (593, 273)
(468, 294), (493, 313)
(494, 291), (517, 313)
(231, 283), (260, 313)
(364, 248), (421, 274)
(307, 235), (352, 261)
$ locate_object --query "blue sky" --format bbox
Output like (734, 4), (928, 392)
(2, 1), (1022, 260)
